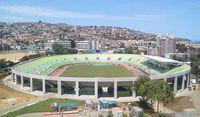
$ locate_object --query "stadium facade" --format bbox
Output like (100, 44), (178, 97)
(11, 54), (191, 99)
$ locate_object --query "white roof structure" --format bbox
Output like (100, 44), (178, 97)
(143, 55), (183, 64)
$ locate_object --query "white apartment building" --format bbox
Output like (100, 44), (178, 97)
(44, 40), (93, 50)
(156, 34), (176, 57)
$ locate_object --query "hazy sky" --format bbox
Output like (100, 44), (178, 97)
(0, 0), (199, 41)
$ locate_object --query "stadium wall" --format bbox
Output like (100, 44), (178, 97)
(11, 68), (191, 99)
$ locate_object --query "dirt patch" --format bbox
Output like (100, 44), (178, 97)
(165, 96), (194, 112)
(0, 80), (37, 108)
(0, 51), (36, 61)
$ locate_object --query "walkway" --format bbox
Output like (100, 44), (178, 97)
(0, 97), (48, 116)
(17, 113), (43, 117)
(16, 109), (110, 117)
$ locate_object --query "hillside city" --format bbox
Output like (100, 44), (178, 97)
(0, 22), (199, 59)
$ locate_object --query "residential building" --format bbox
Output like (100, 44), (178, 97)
(156, 34), (176, 57)
(44, 40), (93, 50)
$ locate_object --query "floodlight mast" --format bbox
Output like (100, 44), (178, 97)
(43, 30), (47, 57)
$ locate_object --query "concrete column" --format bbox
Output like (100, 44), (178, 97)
(21, 76), (24, 87)
(42, 79), (46, 94)
(188, 72), (191, 87)
(95, 81), (98, 98)
(132, 89), (136, 97)
(187, 73), (189, 88)
(57, 80), (62, 95)
(12, 73), (15, 82)
(132, 81), (136, 97)
(75, 81), (79, 97)
(114, 81), (117, 99)
(174, 77), (177, 92)
(15, 74), (17, 85)
(182, 75), (186, 90)
(30, 78), (33, 91)
(164, 77), (167, 82)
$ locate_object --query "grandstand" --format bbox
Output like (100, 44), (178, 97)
(11, 54), (191, 99)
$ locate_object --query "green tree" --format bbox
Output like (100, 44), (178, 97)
(0, 59), (15, 68)
(70, 39), (76, 48)
(0, 44), (11, 51)
(20, 56), (29, 62)
(113, 50), (124, 53)
(132, 76), (174, 113)
(52, 43), (64, 54)
(19, 53), (44, 62)
(124, 46), (140, 54)
(0, 45), (3, 50)
(151, 80), (174, 113)
(191, 62), (200, 78)
(132, 76), (153, 110)
(124, 47), (134, 54)
(0, 59), (7, 69)
(52, 43), (78, 55)
(132, 76), (150, 98)
(67, 48), (78, 54)
(176, 43), (187, 53)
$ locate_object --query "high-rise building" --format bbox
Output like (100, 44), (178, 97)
(146, 34), (176, 57)
(156, 34), (176, 57)
(92, 38), (101, 50)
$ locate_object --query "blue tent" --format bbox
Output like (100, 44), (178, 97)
(57, 102), (77, 107)
(99, 99), (118, 109)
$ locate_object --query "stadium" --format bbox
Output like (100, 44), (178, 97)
(11, 54), (191, 99)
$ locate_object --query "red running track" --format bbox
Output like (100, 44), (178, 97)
(44, 113), (79, 117)
(49, 65), (69, 77)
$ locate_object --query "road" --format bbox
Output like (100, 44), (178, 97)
(0, 97), (48, 116)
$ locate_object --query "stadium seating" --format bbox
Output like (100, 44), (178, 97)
(13, 54), (191, 76)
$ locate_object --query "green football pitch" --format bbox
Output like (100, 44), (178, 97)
(60, 64), (134, 77)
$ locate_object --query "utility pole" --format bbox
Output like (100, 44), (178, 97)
(186, 46), (188, 62)
(43, 31), (47, 56)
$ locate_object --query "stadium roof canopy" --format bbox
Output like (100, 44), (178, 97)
(143, 55), (183, 64)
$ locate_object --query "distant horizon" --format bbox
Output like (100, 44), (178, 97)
(0, 0), (199, 41)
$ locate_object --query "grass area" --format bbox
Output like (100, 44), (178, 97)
(117, 91), (132, 97)
(144, 113), (152, 117)
(165, 96), (194, 112)
(2, 98), (84, 117)
(60, 64), (134, 77)
(117, 86), (132, 97)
